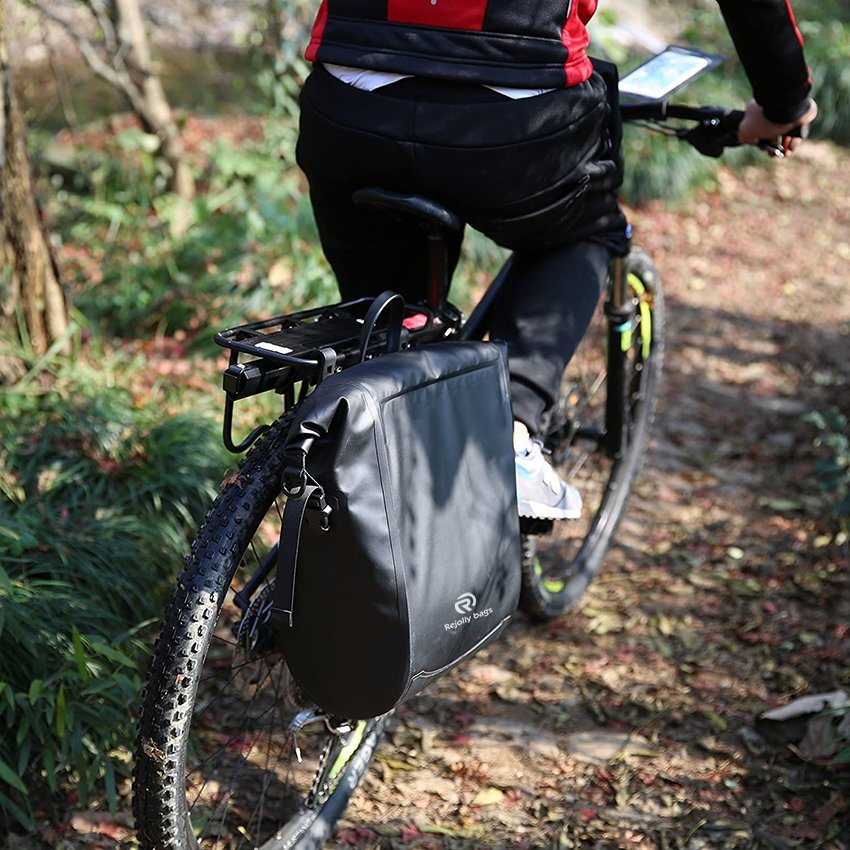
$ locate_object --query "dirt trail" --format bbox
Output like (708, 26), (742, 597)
(335, 143), (850, 850)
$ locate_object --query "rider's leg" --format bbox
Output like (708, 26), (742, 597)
(488, 239), (614, 520)
(488, 239), (615, 437)
(297, 67), (623, 521)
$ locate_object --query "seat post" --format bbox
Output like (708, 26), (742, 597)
(351, 189), (462, 312)
(426, 228), (448, 311)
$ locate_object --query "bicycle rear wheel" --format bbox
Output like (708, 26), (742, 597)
(133, 414), (384, 850)
(520, 247), (665, 620)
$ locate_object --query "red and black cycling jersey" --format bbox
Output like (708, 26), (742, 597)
(305, 0), (811, 123)
(306, 0), (598, 89)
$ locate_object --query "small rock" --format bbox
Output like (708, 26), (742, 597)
(467, 663), (514, 685)
(528, 738), (563, 761)
(564, 731), (656, 765)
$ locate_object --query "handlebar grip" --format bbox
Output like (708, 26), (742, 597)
(685, 109), (810, 157)
(683, 109), (743, 158)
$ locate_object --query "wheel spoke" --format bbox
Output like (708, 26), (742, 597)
(243, 661), (288, 846)
(188, 661), (278, 781)
(199, 656), (263, 686)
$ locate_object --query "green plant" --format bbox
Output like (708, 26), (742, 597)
(799, 19), (850, 146)
(806, 408), (850, 533)
(837, 737), (850, 764)
(453, 229), (510, 311)
(621, 129), (716, 206)
(0, 341), (228, 828)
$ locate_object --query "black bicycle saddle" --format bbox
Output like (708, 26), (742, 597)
(352, 188), (463, 233)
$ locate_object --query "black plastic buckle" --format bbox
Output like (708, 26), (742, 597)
(308, 492), (333, 532)
(442, 302), (464, 330)
(282, 454), (307, 498)
(316, 347), (338, 384)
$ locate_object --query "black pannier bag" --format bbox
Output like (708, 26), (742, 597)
(273, 312), (521, 719)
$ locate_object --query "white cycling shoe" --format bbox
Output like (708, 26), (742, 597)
(515, 440), (582, 520)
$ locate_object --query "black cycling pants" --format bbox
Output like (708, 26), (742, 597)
(296, 65), (629, 434)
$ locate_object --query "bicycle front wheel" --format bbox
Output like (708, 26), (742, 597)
(133, 414), (383, 850)
(520, 247), (665, 620)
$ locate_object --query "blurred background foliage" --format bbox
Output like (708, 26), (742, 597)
(1, 0), (848, 831)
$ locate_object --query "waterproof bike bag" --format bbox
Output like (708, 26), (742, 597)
(273, 340), (521, 719)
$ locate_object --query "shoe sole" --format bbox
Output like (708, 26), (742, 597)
(518, 499), (582, 521)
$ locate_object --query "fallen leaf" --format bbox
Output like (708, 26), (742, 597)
(704, 711), (728, 732)
(470, 787), (504, 807)
(400, 823), (425, 842)
(759, 498), (804, 512)
(335, 826), (378, 845)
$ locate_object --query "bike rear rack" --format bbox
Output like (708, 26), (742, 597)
(214, 297), (449, 452)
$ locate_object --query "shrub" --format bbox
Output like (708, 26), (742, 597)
(800, 19), (850, 146)
(54, 130), (339, 340)
(0, 344), (227, 828)
(806, 408), (850, 533)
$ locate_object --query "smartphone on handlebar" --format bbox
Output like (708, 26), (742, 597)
(618, 46), (725, 103)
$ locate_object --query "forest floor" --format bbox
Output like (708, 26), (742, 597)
(23, 141), (850, 850)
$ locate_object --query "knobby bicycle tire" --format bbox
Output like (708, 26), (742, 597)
(133, 413), (384, 850)
(520, 247), (665, 620)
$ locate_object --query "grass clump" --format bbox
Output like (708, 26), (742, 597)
(806, 408), (850, 536)
(0, 345), (228, 829)
(801, 19), (850, 146)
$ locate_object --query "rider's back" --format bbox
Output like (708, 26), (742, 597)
(305, 0), (596, 88)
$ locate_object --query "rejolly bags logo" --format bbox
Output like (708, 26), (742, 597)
(454, 592), (477, 614)
(445, 592), (493, 631)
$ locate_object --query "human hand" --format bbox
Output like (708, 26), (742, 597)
(737, 98), (818, 157)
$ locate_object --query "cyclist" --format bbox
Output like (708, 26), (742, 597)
(295, 0), (818, 520)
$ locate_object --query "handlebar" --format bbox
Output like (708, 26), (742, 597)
(620, 102), (809, 158)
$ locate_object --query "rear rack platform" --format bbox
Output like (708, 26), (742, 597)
(215, 298), (447, 395)
(214, 296), (453, 452)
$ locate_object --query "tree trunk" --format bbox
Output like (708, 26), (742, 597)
(0, 0), (68, 384)
(112, 0), (195, 199)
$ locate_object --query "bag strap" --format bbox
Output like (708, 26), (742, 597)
(272, 482), (322, 628)
(359, 290), (405, 363)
